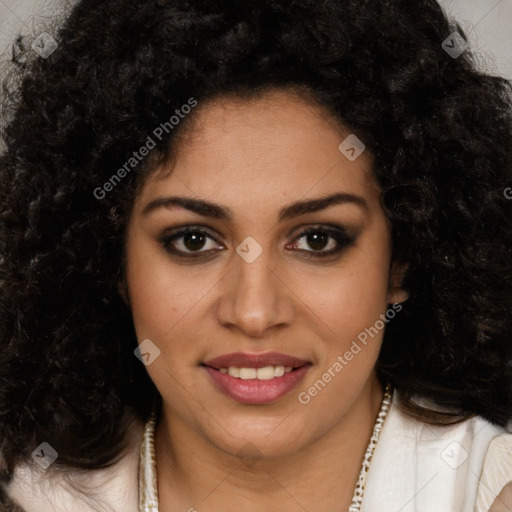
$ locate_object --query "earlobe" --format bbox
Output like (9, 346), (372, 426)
(387, 262), (410, 304)
(387, 287), (410, 304)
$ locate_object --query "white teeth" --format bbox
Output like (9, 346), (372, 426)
(228, 367), (240, 378)
(220, 365), (295, 380)
(256, 366), (275, 380)
(273, 366), (285, 377)
(239, 368), (257, 380)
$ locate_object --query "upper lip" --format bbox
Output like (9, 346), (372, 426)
(203, 352), (310, 369)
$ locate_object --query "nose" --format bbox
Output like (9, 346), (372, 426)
(215, 247), (295, 338)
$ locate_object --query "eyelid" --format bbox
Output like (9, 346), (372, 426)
(290, 222), (354, 238)
(160, 224), (220, 239)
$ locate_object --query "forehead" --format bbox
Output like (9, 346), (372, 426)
(137, 89), (379, 214)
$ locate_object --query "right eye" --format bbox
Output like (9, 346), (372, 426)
(160, 226), (224, 258)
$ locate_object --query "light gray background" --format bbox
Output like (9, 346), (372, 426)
(0, 0), (511, 81)
(0, 1), (510, 154)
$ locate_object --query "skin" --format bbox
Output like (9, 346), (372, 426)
(490, 483), (512, 512)
(489, 482), (512, 512)
(123, 89), (408, 512)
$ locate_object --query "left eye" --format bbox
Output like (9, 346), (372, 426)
(160, 226), (355, 258)
(161, 228), (221, 256)
(288, 227), (355, 257)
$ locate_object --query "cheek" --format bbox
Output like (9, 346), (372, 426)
(307, 233), (391, 338)
(124, 230), (205, 340)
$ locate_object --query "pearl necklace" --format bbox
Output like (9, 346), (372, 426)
(138, 382), (393, 512)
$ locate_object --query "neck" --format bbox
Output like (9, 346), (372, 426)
(154, 374), (385, 512)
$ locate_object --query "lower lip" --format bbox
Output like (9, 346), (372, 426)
(203, 365), (311, 405)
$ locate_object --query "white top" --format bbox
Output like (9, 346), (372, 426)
(3, 388), (512, 511)
(360, 392), (512, 512)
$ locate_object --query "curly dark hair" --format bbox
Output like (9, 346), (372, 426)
(0, 0), (511, 480)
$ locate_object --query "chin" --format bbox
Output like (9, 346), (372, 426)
(204, 416), (313, 460)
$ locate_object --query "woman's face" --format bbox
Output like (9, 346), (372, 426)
(124, 89), (399, 458)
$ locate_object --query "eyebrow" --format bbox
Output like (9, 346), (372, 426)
(141, 192), (368, 222)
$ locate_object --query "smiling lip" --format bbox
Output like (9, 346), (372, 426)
(203, 351), (309, 369)
(202, 351), (311, 405)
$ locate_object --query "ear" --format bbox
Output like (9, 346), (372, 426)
(386, 261), (409, 304)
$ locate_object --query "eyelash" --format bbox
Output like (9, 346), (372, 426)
(159, 224), (356, 260)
